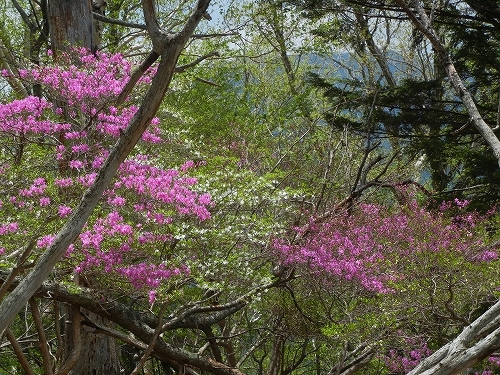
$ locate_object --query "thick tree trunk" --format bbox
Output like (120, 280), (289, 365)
(63, 306), (120, 375)
(47, 0), (93, 54)
(47, 3), (118, 371)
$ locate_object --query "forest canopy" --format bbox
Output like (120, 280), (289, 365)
(1, 1), (500, 375)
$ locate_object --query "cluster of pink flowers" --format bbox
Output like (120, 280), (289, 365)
(18, 49), (132, 108)
(0, 96), (68, 134)
(383, 335), (432, 373)
(478, 356), (500, 374)
(70, 209), (195, 293)
(0, 222), (19, 235)
(2, 49), (159, 146)
(19, 178), (47, 197)
(273, 199), (498, 294)
(118, 263), (189, 290)
(0, 49), (212, 301)
(115, 157), (212, 221)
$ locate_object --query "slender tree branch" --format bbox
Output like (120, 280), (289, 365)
(116, 50), (159, 106)
(175, 51), (220, 73)
(191, 32), (239, 38)
(5, 328), (37, 375)
(93, 12), (147, 30)
(93, 12), (238, 39)
(54, 301), (64, 365)
(0, 38), (29, 97)
(194, 76), (222, 86)
(130, 303), (168, 375)
(10, 0), (37, 32)
(236, 335), (269, 367)
(29, 298), (54, 375)
(0, 237), (37, 301)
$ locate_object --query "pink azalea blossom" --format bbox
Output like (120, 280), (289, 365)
(58, 205), (72, 218)
(39, 197), (50, 207)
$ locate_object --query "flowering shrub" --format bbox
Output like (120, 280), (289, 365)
(384, 340), (500, 374)
(273, 196), (500, 374)
(383, 335), (433, 373)
(273, 198), (498, 294)
(0, 49), (212, 302)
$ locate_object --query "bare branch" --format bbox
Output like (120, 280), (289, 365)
(93, 12), (147, 30)
(29, 298), (54, 375)
(93, 11), (238, 40)
(10, 0), (37, 32)
(5, 328), (37, 375)
(0, 237), (37, 301)
(0, 38), (29, 97)
(192, 32), (239, 38)
(236, 335), (269, 367)
(130, 303), (168, 375)
(194, 76), (222, 86)
(175, 51), (220, 73)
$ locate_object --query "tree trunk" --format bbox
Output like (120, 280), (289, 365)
(63, 306), (120, 375)
(92, 0), (107, 52)
(267, 318), (284, 375)
(47, 2), (119, 371)
(47, 0), (93, 54)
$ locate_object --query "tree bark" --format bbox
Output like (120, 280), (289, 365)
(59, 305), (120, 375)
(407, 299), (500, 375)
(47, 0), (94, 54)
